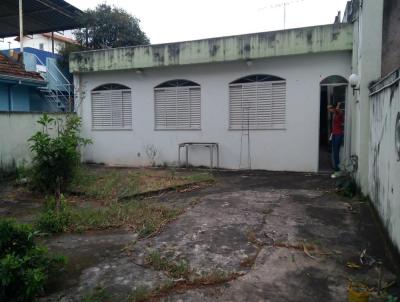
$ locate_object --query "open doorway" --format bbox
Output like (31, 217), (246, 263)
(319, 76), (348, 172)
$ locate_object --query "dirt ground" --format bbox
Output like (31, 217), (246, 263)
(1, 170), (399, 301)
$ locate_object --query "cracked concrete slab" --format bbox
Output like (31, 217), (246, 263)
(33, 171), (398, 301)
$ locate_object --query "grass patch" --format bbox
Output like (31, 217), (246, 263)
(69, 166), (214, 202)
(69, 202), (183, 236)
(82, 287), (109, 302)
(130, 270), (243, 300)
(35, 198), (183, 236)
(146, 250), (191, 279)
(128, 286), (151, 302)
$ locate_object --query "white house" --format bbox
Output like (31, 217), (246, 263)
(16, 32), (77, 54)
(70, 23), (353, 172)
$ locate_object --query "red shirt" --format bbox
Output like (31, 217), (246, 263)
(332, 110), (344, 135)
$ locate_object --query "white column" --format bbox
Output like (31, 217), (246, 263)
(19, 0), (23, 54)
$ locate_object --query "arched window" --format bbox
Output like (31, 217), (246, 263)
(229, 74), (286, 130)
(91, 83), (132, 130)
(154, 79), (201, 130)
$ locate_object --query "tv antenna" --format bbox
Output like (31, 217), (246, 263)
(258, 0), (305, 29)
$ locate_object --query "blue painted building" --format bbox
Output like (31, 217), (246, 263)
(0, 53), (49, 112)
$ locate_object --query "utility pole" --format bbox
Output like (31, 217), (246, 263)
(19, 0), (24, 54)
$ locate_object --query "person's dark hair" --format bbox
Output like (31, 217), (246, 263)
(333, 101), (344, 109)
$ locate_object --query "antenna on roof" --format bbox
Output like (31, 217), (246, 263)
(258, 0), (305, 30)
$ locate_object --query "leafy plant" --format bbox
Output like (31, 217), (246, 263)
(36, 196), (72, 234)
(29, 114), (91, 203)
(388, 295), (398, 302)
(0, 219), (66, 301)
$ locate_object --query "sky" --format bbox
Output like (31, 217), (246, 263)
(1, 0), (349, 49)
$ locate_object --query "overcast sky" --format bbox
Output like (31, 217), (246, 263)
(1, 0), (349, 49)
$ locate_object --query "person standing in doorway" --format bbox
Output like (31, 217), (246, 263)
(328, 101), (344, 178)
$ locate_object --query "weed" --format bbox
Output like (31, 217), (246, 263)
(262, 208), (273, 215)
(129, 286), (150, 302)
(388, 295), (398, 302)
(36, 196), (72, 234)
(68, 201), (182, 235)
(0, 219), (66, 301)
(82, 287), (109, 302)
(146, 250), (191, 279)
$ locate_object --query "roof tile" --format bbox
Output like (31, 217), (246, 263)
(0, 53), (45, 81)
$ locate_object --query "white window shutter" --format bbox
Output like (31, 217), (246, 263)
(229, 81), (286, 130)
(91, 89), (132, 130)
(155, 86), (201, 130)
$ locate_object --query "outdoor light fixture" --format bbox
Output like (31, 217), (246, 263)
(349, 73), (360, 94)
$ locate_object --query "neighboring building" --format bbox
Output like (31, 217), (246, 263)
(15, 32), (77, 54)
(0, 53), (48, 112)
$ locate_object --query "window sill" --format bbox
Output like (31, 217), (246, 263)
(91, 128), (133, 131)
(154, 128), (202, 131)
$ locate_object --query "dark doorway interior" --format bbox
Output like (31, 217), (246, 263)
(319, 78), (347, 172)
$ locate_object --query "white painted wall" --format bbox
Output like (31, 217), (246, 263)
(348, 0), (384, 194)
(369, 78), (400, 251)
(21, 35), (65, 53)
(0, 113), (68, 167)
(75, 51), (351, 171)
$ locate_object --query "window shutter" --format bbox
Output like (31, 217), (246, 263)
(229, 81), (286, 130)
(91, 89), (132, 130)
(155, 86), (201, 130)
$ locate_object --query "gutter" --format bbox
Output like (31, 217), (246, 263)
(0, 73), (46, 87)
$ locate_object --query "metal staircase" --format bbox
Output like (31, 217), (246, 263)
(25, 53), (74, 111)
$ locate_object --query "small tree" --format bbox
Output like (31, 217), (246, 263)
(74, 4), (150, 49)
(29, 114), (91, 205)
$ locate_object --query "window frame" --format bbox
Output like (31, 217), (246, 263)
(228, 75), (287, 131)
(154, 80), (201, 131)
(90, 84), (133, 131)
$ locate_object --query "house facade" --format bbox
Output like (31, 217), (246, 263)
(15, 32), (77, 54)
(70, 24), (353, 171)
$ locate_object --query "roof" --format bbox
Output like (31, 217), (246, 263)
(42, 32), (78, 44)
(0, 53), (45, 83)
(70, 23), (354, 74)
(0, 0), (83, 38)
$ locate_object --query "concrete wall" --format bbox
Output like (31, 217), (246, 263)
(381, 0), (400, 77)
(349, 0), (384, 194)
(70, 24), (353, 73)
(369, 71), (400, 251)
(0, 112), (69, 167)
(75, 51), (351, 171)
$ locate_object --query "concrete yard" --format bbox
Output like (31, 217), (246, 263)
(2, 170), (398, 301)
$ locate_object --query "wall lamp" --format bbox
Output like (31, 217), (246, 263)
(349, 73), (360, 95)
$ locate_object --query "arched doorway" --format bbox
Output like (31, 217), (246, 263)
(319, 75), (348, 172)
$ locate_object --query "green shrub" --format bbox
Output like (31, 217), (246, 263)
(0, 219), (66, 301)
(36, 196), (72, 234)
(29, 114), (91, 195)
